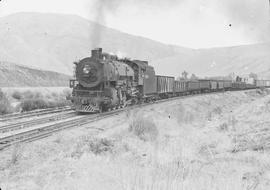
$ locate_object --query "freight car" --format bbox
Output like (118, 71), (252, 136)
(70, 48), (270, 113)
(255, 80), (270, 88)
(174, 80), (187, 95)
(210, 80), (218, 91)
(198, 80), (211, 92)
(185, 80), (200, 93)
(232, 82), (246, 90)
(223, 80), (232, 90)
(156, 75), (174, 98)
(217, 80), (224, 90)
(267, 81), (270, 87)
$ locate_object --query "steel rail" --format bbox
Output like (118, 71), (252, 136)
(0, 106), (72, 122)
(0, 111), (76, 133)
(0, 109), (123, 150)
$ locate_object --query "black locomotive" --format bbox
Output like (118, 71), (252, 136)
(69, 48), (270, 113)
(69, 48), (157, 112)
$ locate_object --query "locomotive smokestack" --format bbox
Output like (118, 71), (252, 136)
(91, 48), (102, 59)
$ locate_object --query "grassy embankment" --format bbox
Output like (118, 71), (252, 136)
(1, 89), (270, 190)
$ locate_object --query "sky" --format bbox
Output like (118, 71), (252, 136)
(0, 0), (269, 48)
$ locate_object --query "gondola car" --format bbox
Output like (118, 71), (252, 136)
(232, 81), (246, 90)
(186, 80), (200, 93)
(255, 80), (270, 88)
(210, 80), (218, 91)
(198, 80), (211, 92)
(267, 81), (270, 87)
(224, 80), (232, 90)
(156, 75), (174, 98)
(217, 80), (224, 90)
(174, 80), (187, 96)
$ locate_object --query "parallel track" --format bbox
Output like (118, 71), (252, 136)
(0, 106), (72, 122)
(0, 110), (122, 150)
(0, 111), (76, 133)
(0, 89), (264, 151)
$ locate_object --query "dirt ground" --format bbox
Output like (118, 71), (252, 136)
(1, 89), (270, 190)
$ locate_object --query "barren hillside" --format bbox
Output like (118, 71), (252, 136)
(0, 62), (71, 87)
(0, 12), (269, 78)
(155, 43), (270, 78)
(0, 12), (183, 75)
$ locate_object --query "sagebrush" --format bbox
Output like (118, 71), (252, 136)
(11, 89), (71, 112)
(0, 88), (13, 114)
(20, 98), (70, 112)
(129, 112), (159, 141)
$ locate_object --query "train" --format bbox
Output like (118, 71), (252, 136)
(69, 48), (270, 113)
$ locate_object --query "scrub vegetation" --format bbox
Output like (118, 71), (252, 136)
(0, 88), (71, 114)
(0, 88), (13, 114)
(1, 89), (270, 190)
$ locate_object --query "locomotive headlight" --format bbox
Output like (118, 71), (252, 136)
(81, 64), (97, 82)
(83, 65), (91, 74)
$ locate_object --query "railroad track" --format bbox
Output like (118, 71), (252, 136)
(0, 109), (122, 150)
(0, 94), (174, 150)
(0, 89), (262, 151)
(0, 106), (72, 122)
(0, 111), (76, 133)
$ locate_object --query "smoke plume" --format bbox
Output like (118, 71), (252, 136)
(90, 0), (184, 47)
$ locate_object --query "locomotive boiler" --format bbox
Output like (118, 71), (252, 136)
(69, 48), (156, 112)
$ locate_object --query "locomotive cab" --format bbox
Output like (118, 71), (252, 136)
(126, 60), (157, 98)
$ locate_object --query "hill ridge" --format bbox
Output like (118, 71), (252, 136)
(0, 61), (71, 87)
(0, 12), (269, 79)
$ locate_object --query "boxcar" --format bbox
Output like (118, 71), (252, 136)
(174, 80), (187, 94)
(186, 80), (200, 92)
(156, 75), (175, 96)
(199, 80), (211, 91)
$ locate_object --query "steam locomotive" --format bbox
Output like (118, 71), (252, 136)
(69, 48), (157, 112)
(69, 48), (270, 113)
